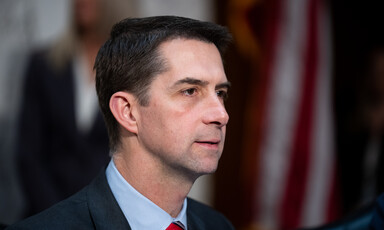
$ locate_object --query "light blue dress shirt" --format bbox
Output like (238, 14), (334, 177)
(106, 160), (188, 230)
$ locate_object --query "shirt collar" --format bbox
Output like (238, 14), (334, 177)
(106, 160), (188, 230)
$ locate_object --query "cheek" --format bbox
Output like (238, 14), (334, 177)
(140, 106), (180, 138)
(163, 102), (196, 126)
(140, 100), (201, 140)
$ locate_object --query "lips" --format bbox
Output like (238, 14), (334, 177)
(195, 139), (221, 149)
(196, 141), (219, 145)
(196, 138), (220, 144)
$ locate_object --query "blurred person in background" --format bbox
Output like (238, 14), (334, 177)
(359, 48), (384, 204)
(15, 0), (136, 218)
(361, 47), (384, 230)
(340, 47), (384, 211)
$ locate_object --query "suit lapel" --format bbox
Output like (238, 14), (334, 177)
(187, 198), (206, 230)
(187, 213), (203, 230)
(86, 170), (132, 230)
(85, 173), (219, 230)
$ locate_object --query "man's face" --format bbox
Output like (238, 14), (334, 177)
(135, 38), (229, 179)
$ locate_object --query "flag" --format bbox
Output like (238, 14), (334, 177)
(241, 0), (340, 229)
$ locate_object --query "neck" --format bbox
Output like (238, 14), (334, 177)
(112, 147), (194, 217)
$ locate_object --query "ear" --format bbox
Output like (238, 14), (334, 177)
(109, 91), (139, 134)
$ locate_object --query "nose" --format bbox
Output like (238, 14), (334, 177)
(202, 94), (229, 128)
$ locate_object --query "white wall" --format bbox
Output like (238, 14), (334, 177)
(138, 0), (215, 21)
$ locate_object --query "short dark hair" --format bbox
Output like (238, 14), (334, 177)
(95, 15), (232, 153)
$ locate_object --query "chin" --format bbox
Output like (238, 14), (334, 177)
(186, 155), (220, 177)
(197, 161), (219, 175)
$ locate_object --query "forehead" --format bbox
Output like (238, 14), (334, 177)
(156, 38), (227, 83)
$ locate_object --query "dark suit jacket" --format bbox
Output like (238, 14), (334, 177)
(7, 171), (235, 230)
(16, 50), (109, 216)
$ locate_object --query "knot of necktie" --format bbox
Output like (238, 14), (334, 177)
(166, 221), (185, 230)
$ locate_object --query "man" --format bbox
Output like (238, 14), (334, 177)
(8, 16), (234, 230)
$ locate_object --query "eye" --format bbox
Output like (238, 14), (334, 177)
(216, 90), (228, 101)
(182, 88), (198, 96)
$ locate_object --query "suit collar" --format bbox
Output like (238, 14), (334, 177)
(187, 198), (205, 230)
(85, 170), (208, 230)
(105, 160), (188, 229)
(86, 170), (131, 230)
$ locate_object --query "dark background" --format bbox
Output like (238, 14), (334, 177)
(213, 0), (384, 229)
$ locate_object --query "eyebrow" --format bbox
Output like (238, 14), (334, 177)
(173, 77), (209, 87)
(216, 81), (231, 90)
(172, 77), (231, 89)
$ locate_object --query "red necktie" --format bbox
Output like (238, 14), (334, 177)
(166, 221), (185, 230)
